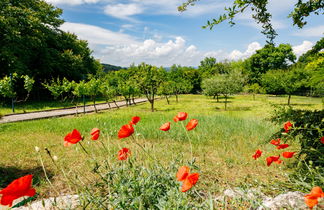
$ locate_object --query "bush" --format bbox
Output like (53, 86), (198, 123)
(270, 106), (324, 188)
(79, 160), (208, 209)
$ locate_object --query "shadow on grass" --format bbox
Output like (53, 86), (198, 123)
(0, 166), (53, 188)
(274, 103), (315, 107)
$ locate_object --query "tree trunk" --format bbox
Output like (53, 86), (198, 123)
(132, 97), (136, 105)
(113, 100), (119, 109)
(125, 98), (128, 106)
(213, 95), (216, 99)
(175, 94), (178, 103)
(166, 95), (170, 104)
(216, 94), (219, 102)
(224, 96), (227, 110)
(150, 99), (154, 112)
(106, 100), (111, 109)
(253, 94), (255, 100)
(288, 94), (291, 105)
(93, 98), (97, 113)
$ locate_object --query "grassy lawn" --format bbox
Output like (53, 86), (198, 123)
(0, 94), (322, 207)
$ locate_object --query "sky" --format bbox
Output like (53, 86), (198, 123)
(45, 0), (324, 67)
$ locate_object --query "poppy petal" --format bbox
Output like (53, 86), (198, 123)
(181, 173), (199, 192)
(186, 119), (198, 131)
(177, 112), (188, 121)
(176, 166), (189, 181)
(277, 144), (289, 150)
(160, 122), (171, 131)
(282, 152), (295, 158)
(118, 124), (134, 139)
(131, 116), (140, 125)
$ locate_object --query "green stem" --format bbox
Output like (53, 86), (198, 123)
(180, 121), (193, 163)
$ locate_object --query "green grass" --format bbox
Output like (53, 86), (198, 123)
(0, 94), (322, 207)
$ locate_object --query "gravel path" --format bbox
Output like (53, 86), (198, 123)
(0, 98), (148, 124)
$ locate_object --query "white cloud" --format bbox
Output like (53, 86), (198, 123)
(60, 22), (139, 45)
(60, 22), (314, 67)
(45, 0), (102, 5)
(293, 25), (324, 37)
(292, 41), (313, 57)
(104, 3), (144, 20)
(228, 42), (262, 60)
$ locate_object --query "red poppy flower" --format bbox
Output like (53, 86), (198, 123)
(64, 129), (82, 146)
(176, 112), (188, 121)
(252, 149), (262, 160)
(266, 155), (280, 166)
(0, 175), (36, 207)
(321, 137), (324, 144)
(277, 144), (289, 150)
(130, 116), (140, 125)
(160, 122), (171, 131)
(283, 121), (293, 133)
(282, 151), (295, 158)
(181, 173), (199, 192)
(304, 186), (324, 209)
(90, 128), (100, 140)
(117, 148), (131, 160)
(176, 166), (189, 181)
(176, 166), (199, 192)
(270, 138), (281, 146)
(309, 186), (324, 198)
(173, 116), (179, 122)
(186, 119), (198, 131)
(118, 124), (134, 139)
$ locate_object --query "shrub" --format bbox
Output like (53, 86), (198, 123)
(270, 106), (324, 188)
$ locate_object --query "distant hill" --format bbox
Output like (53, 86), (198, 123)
(101, 63), (126, 72)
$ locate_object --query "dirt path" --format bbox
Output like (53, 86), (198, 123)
(0, 98), (148, 124)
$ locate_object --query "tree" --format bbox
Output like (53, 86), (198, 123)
(169, 65), (193, 102)
(85, 77), (101, 113)
(244, 83), (265, 100)
(201, 76), (223, 102)
(135, 63), (165, 112)
(178, 0), (323, 42)
(0, 0), (101, 99)
(42, 77), (73, 102)
(198, 57), (231, 79)
(158, 81), (174, 104)
(245, 44), (296, 84)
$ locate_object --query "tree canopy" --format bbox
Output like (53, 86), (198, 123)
(178, 0), (324, 42)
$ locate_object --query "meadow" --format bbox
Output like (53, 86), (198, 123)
(0, 94), (322, 208)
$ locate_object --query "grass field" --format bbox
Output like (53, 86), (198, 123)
(0, 94), (322, 207)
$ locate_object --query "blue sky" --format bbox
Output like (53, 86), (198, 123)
(46, 0), (324, 67)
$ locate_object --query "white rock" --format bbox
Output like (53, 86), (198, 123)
(15, 195), (79, 210)
(258, 191), (308, 210)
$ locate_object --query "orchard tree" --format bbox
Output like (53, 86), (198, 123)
(43, 77), (73, 102)
(21, 75), (35, 102)
(85, 77), (101, 113)
(135, 63), (165, 112)
(158, 81), (174, 104)
(169, 65), (193, 102)
(100, 81), (118, 108)
(244, 83), (265, 100)
(71, 80), (87, 113)
(0, 74), (17, 99)
(178, 0), (323, 42)
(244, 44), (296, 84)
(202, 76), (223, 102)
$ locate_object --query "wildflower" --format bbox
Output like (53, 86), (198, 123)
(90, 128), (100, 140)
(277, 144), (289, 150)
(282, 152), (295, 158)
(283, 121), (293, 133)
(176, 166), (199, 192)
(34, 146), (40, 152)
(130, 116), (140, 125)
(118, 124), (134, 139)
(160, 122), (171, 131)
(117, 148), (131, 160)
(266, 155), (280, 166)
(173, 116), (179, 122)
(177, 112), (188, 121)
(64, 129), (82, 146)
(270, 138), (281, 146)
(321, 137), (324, 144)
(51, 155), (58, 161)
(252, 149), (262, 160)
(0, 175), (36, 207)
(304, 186), (324, 209)
(186, 119), (198, 131)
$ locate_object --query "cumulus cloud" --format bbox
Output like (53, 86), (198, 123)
(104, 3), (144, 20)
(292, 41), (313, 57)
(228, 42), (262, 60)
(60, 22), (313, 67)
